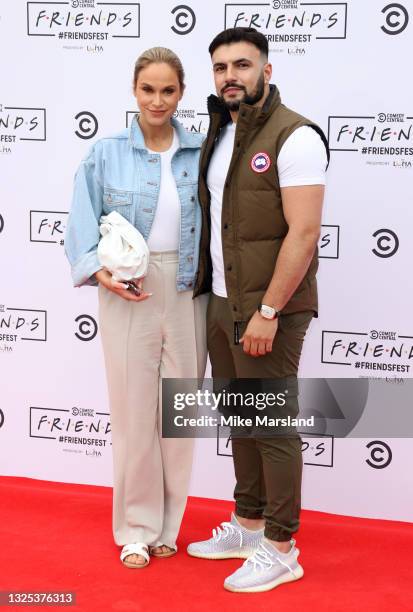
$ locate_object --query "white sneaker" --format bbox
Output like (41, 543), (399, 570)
(187, 513), (264, 560)
(224, 538), (304, 592)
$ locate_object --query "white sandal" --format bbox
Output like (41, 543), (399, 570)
(149, 543), (178, 558)
(120, 543), (150, 569)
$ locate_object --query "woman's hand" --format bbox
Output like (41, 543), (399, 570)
(95, 269), (152, 302)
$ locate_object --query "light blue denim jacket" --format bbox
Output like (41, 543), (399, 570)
(65, 116), (204, 290)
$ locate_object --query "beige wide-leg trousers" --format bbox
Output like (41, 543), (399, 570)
(98, 251), (207, 547)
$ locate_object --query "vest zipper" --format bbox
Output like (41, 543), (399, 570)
(197, 119), (220, 293)
(230, 132), (244, 321)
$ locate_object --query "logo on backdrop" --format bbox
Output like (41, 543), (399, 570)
(29, 406), (111, 458)
(26, 2), (140, 51)
(0, 214), (4, 234)
(224, 2), (348, 54)
(273, 1), (299, 8)
(372, 229), (399, 258)
(217, 427), (334, 467)
(75, 314), (98, 341)
(30, 211), (68, 245)
(71, 0), (95, 7)
(322, 330), (412, 374)
(366, 440), (392, 469)
(0, 105), (46, 154)
(318, 224), (340, 259)
(0, 409), (4, 429)
(171, 5), (196, 35)
(300, 433), (334, 467)
(0, 306), (47, 354)
(173, 109), (209, 134)
(72, 407), (95, 417)
(381, 3), (409, 35)
(126, 110), (209, 134)
(74, 111), (98, 139)
(328, 112), (413, 168)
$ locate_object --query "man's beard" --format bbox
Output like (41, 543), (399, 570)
(219, 74), (265, 112)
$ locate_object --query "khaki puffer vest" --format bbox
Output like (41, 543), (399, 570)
(193, 85), (329, 323)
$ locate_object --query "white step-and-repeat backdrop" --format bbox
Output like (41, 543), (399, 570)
(1, 0), (412, 522)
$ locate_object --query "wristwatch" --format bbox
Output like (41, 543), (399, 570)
(258, 303), (280, 320)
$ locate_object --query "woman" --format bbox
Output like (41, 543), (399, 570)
(65, 47), (207, 568)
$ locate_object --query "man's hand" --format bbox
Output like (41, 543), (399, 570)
(239, 311), (278, 356)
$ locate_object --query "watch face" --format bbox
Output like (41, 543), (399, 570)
(261, 304), (276, 319)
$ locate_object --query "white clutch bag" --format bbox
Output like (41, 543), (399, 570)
(97, 211), (149, 281)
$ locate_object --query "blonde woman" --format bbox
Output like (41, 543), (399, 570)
(65, 48), (207, 568)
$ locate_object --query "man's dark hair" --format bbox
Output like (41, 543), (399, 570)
(209, 27), (268, 58)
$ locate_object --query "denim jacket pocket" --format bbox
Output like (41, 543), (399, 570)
(103, 188), (134, 223)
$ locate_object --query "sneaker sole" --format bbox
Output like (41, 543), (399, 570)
(187, 548), (255, 560)
(224, 564), (304, 593)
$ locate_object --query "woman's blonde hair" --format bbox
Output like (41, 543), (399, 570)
(133, 47), (185, 91)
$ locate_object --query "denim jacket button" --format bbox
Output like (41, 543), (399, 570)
(190, 196), (195, 202)
(190, 227), (195, 233)
(183, 171), (188, 177)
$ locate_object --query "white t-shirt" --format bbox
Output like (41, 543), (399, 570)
(147, 129), (180, 252)
(207, 124), (327, 297)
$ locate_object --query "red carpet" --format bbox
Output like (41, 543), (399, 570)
(0, 476), (412, 612)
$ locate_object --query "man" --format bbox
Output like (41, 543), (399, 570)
(188, 27), (329, 593)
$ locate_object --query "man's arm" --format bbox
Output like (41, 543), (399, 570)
(263, 183), (324, 309)
(240, 183), (324, 356)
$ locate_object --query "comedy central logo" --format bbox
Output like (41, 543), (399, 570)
(369, 330), (397, 341)
(29, 406), (111, 456)
(381, 3), (409, 35)
(224, 2), (347, 50)
(75, 314), (98, 341)
(366, 440), (392, 469)
(74, 111), (98, 139)
(372, 228), (399, 258)
(126, 110), (209, 134)
(72, 0), (95, 7)
(0, 105), (46, 152)
(322, 330), (413, 374)
(171, 5), (196, 35)
(26, 1), (140, 43)
(328, 113), (413, 165)
(173, 109), (209, 134)
(0, 306), (47, 353)
(274, 1), (299, 8)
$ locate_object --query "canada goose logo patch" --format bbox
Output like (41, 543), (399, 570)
(251, 152), (271, 173)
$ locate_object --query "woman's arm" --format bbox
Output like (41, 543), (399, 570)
(65, 144), (104, 287)
(65, 143), (152, 302)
